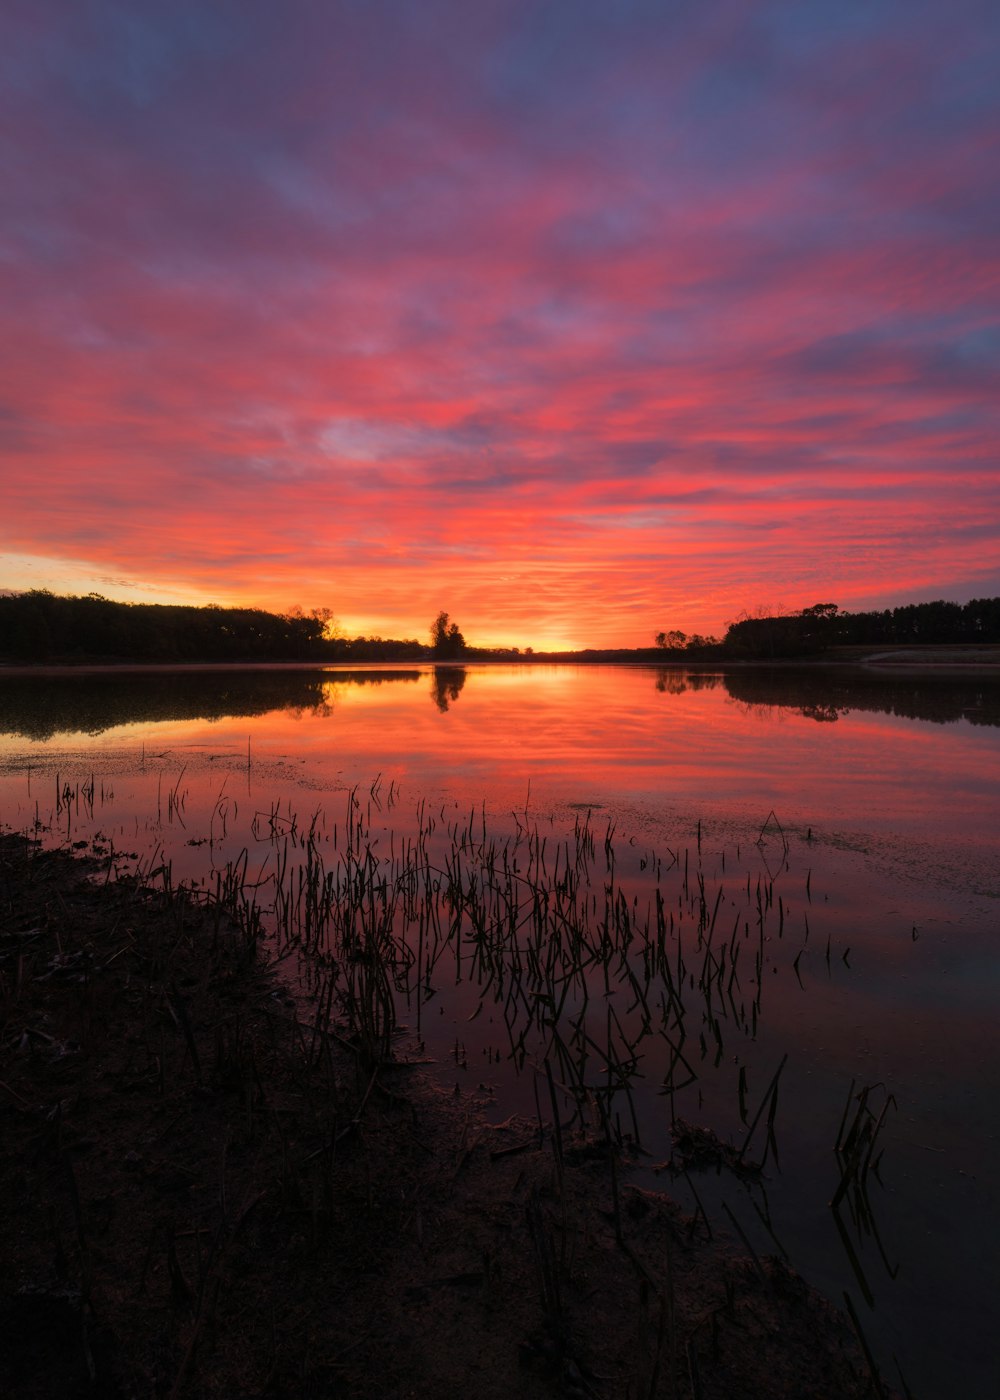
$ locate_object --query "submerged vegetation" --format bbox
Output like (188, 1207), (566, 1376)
(0, 830), (886, 1400)
(0, 762), (917, 1397)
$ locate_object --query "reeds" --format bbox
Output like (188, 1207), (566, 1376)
(830, 1080), (898, 1309)
(6, 762), (906, 1384)
(11, 773), (857, 1164)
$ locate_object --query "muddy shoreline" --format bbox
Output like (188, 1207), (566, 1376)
(1, 836), (893, 1398)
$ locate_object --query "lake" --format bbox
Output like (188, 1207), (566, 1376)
(1, 662), (997, 1398)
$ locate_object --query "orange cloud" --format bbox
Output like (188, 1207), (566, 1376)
(1, 1), (998, 645)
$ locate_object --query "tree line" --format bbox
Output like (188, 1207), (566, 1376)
(0, 591), (335, 663)
(716, 597), (1000, 658)
(0, 592), (450, 665)
(2, 589), (997, 666)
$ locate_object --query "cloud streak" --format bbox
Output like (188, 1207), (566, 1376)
(1, 0), (998, 645)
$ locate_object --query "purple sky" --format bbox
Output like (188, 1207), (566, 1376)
(2, 0), (998, 646)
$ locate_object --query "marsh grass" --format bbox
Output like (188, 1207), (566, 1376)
(831, 1081), (899, 1311)
(4, 765), (911, 1394)
(15, 771), (868, 1177)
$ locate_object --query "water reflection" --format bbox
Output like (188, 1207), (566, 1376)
(2, 662), (998, 742)
(721, 666), (1000, 727)
(430, 665), (467, 712)
(654, 669), (724, 695)
(0, 660), (996, 1396)
(0, 668), (421, 740)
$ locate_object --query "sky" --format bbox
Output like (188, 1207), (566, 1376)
(2, 0), (999, 649)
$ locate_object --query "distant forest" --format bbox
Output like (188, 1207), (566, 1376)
(0, 592), (421, 664)
(0, 589), (998, 665)
(716, 597), (1000, 658)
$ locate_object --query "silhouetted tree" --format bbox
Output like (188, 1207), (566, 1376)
(430, 610), (466, 659)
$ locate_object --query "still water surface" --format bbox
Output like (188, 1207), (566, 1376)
(1, 663), (997, 1398)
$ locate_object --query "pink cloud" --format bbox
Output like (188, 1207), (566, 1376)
(1, 2), (998, 645)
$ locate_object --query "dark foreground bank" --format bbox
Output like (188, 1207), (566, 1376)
(0, 836), (893, 1400)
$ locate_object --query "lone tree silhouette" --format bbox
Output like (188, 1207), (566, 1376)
(430, 610), (466, 659)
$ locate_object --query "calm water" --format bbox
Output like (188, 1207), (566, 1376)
(1, 663), (997, 1398)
